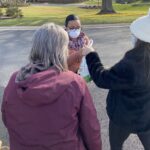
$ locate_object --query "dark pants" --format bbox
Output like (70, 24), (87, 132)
(109, 121), (150, 150)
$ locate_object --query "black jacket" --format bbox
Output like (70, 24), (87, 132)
(86, 46), (150, 133)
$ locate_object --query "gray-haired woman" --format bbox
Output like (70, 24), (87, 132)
(1, 23), (102, 150)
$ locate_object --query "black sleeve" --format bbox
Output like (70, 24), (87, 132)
(86, 52), (135, 90)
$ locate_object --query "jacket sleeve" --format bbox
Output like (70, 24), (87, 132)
(86, 52), (135, 90)
(79, 83), (102, 150)
(1, 87), (8, 127)
(1, 72), (17, 127)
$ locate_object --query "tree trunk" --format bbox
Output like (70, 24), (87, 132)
(99, 0), (116, 14)
(0, 0), (2, 6)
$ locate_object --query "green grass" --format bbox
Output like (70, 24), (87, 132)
(84, 0), (101, 5)
(0, 2), (149, 26)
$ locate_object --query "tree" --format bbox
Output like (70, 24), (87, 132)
(0, 1), (3, 6)
(99, 0), (116, 14)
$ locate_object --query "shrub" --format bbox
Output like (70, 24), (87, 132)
(0, 0), (30, 8)
(5, 7), (23, 17)
(0, 1), (10, 7)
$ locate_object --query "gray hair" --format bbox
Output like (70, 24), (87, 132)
(30, 23), (69, 71)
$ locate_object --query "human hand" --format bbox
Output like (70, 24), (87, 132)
(82, 39), (95, 56)
(84, 35), (90, 46)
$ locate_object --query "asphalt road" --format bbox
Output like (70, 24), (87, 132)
(0, 25), (144, 149)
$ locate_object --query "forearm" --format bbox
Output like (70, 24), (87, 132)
(80, 120), (102, 150)
(86, 52), (106, 88)
(86, 52), (135, 90)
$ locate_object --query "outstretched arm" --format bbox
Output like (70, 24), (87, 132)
(86, 52), (135, 90)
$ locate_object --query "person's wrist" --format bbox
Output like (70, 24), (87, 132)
(86, 47), (95, 55)
(85, 50), (91, 56)
(81, 46), (95, 56)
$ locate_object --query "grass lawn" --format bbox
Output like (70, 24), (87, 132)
(84, 0), (101, 5)
(0, 1), (149, 26)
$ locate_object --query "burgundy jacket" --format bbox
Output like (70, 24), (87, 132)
(2, 67), (102, 150)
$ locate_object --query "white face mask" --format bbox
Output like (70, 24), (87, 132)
(68, 29), (81, 38)
(131, 34), (138, 47)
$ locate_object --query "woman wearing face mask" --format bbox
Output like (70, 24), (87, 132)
(82, 10), (150, 150)
(65, 14), (89, 73)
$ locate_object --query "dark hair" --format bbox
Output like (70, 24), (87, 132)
(135, 40), (150, 80)
(65, 14), (80, 27)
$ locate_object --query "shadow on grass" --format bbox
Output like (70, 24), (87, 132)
(0, 17), (64, 26)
